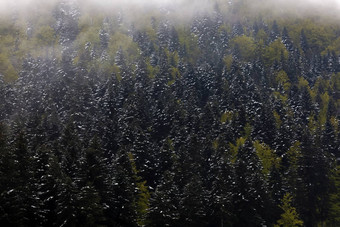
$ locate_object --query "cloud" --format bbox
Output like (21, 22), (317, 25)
(0, 0), (340, 21)
(276, 0), (340, 18)
(257, 0), (340, 12)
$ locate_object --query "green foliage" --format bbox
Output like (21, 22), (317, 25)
(283, 19), (336, 52)
(254, 141), (281, 176)
(330, 116), (339, 136)
(273, 91), (288, 105)
(308, 113), (318, 134)
(146, 60), (159, 79)
(274, 193), (303, 227)
(212, 139), (219, 150)
(108, 31), (140, 63)
(273, 110), (282, 129)
(328, 166), (340, 226)
(255, 29), (269, 42)
(264, 39), (288, 66)
(177, 27), (201, 64)
(319, 92), (330, 127)
(0, 53), (18, 82)
(287, 141), (302, 170)
(0, 1), (340, 226)
(297, 77), (313, 97)
(230, 35), (256, 61)
(223, 54), (233, 71)
(78, 13), (105, 33)
(331, 73), (340, 93)
(0, 22), (21, 81)
(323, 37), (340, 55)
(76, 26), (101, 48)
(136, 180), (151, 226)
(243, 123), (252, 139)
(168, 66), (180, 86)
(34, 25), (57, 47)
(229, 137), (246, 163)
(276, 70), (291, 92)
(128, 153), (151, 226)
(303, 21), (335, 52)
(220, 111), (233, 124)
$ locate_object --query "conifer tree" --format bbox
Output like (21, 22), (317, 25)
(275, 193), (303, 227)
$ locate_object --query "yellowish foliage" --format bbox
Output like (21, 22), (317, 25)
(128, 152), (151, 226)
(229, 137), (246, 164)
(282, 19), (335, 52)
(166, 138), (175, 152)
(255, 39), (265, 59)
(273, 111), (282, 129)
(243, 123), (252, 139)
(78, 13), (105, 33)
(276, 70), (291, 92)
(275, 193), (304, 227)
(255, 29), (268, 41)
(230, 35), (256, 61)
(220, 111), (233, 124)
(212, 139), (219, 151)
(0, 23), (23, 81)
(223, 54), (233, 71)
(178, 27), (201, 64)
(330, 116), (339, 136)
(331, 73), (340, 92)
(264, 39), (288, 66)
(0, 53), (18, 82)
(308, 114), (317, 134)
(273, 91), (288, 105)
(287, 141), (302, 169)
(170, 66), (180, 80)
(136, 180), (151, 226)
(254, 140), (281, 176)
(108, 31), (140, 63)
(146, 61), (159, 79)
(76, 26), (101, 47)
(318, 92), (330, 127)
(297, 76), (310, 88)
(323, 37), (340, 55)
(34, 25), (57, 47)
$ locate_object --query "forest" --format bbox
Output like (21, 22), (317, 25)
(0, 0), (340, 226)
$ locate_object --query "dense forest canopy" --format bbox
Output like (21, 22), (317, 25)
(0, 0), (340, 226)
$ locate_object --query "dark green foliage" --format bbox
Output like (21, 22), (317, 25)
(0, 1), (340, 226)
(296, 130), (333, 226)
(328, 165), (340, 226)
(148, 170), (181, 226)
(275, 193), (303, 227)
(232, 141), (271, 226)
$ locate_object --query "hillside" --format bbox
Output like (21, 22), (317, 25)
(0, 0), (340, 226)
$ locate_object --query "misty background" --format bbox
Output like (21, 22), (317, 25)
(1, 0), (340, 21)
(0, 0), (340, 226)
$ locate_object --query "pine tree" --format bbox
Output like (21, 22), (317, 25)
(232, 140), (272, 226)
(209, 145), (235, 227)
(296, 129), (333, 226)
(113, 149), (151, 226)
(148, 170), (181, 226)
(328, 165), (340, 226)
(35, 147), (62, 226)
(274, 193), (303, 227)
(179, 173), (209, 226)
(0, 123), (17, 226)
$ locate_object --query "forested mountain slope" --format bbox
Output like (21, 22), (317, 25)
(1, 0), (340, 226)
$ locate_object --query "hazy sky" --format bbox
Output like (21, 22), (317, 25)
(0, 0), (338, 8)
(0, 0), (340, 18)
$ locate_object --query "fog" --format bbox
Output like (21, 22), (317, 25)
(252, 0), (340, 18)
(0, 0), (338, 12)
(0, 0), (340, 22)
